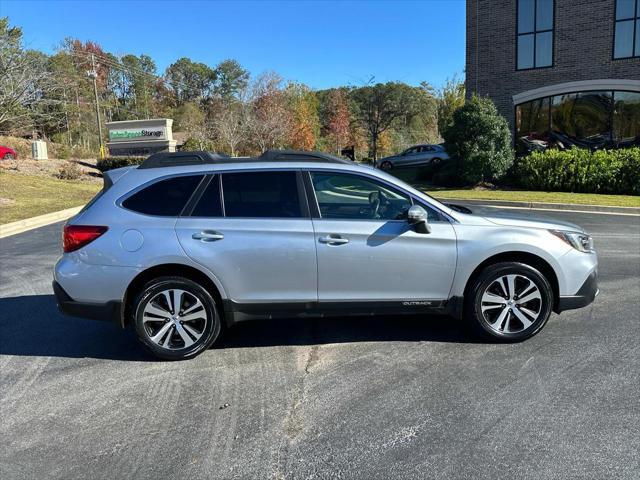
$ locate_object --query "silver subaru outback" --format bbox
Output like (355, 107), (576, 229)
(53, 150), (598, 360)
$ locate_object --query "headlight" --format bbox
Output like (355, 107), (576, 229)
(550, 230), (594, 253)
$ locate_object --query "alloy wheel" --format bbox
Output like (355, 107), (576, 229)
(142, 289), (208, 350)
(480, 274), (542, 334)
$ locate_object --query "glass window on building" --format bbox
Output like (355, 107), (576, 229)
(517, 0), (554, 69)
(551, 92), (613, 149)
(515, 97), (550, 154)
(614, 0), (640, 58)
(516, 90), (640, 154)
(613, 91), (640, 147)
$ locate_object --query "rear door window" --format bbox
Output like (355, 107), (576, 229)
(221, 171), (303, 218)
(122, 175), (203, 216)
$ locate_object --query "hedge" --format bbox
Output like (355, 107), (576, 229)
(96, 156), (145, 172)
(515, 147), (640, 195)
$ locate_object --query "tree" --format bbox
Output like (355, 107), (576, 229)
(213, 99), (246, 156)
(390, 81), (438, 153)
(436, 75), (465, 138)
(214, 59), (249, 100)
(174, 102), (212, 150)
(0, 18), (59, 133)
(165, 57), (217, 103)
(320, 88), (351, 154)
(246, 72), (291, 152)
(351, 82), (428, 160)
(120, 54), (157, 117)
(284, 83), (319, 150)
(443, 95), (514, 184)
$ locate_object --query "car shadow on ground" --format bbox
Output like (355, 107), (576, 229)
(0, 295), (476, 361)
(0, 295), (149, 361)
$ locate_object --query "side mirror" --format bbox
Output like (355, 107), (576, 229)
(407, 205), (431, 234)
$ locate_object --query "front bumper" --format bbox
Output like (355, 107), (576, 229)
(53, 280), (122, 323)
(556, 271), (598, 312)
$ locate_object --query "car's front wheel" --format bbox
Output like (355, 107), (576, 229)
(133, 276), (221, 360)
(465, 262), (553, 342)
(3, 153), (15, 160)
(380, 161), (393, 171)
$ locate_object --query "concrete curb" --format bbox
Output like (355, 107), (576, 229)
(0, 206), (83, 239)
(434, 198), (640, 216)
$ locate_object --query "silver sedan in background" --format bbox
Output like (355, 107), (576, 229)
(376, 144), (449, 170)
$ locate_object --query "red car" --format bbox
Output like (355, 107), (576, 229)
(0, 145), (17, 160)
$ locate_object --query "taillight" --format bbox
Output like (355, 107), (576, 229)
(63, 225), (108, 253)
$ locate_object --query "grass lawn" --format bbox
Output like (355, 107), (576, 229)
(0, 171), (101, 224)
(388, 167), (639, 208)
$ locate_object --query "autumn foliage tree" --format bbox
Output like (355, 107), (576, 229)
(322, 89), (351, 154)
(0, 15), (445, 157)
(246, 72), (291, 152)
(285, 83), (319, 151)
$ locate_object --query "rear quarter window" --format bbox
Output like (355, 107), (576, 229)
(122, 175), (204, 216)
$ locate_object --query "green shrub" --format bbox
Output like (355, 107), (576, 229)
(515, 147), (640, 195)
(432, 161), (463, 187)
(443, 95), (514, 184)
(96, 156), (145, 172)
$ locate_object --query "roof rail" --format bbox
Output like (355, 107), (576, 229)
(257, 149), (352, 164)
(137, 149), (353, 169)
(138, 151), (230, 169)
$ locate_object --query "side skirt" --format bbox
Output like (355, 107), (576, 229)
(222, 299), (457, 326)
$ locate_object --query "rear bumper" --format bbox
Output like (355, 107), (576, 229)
(556, 271), (598, 313)
(53, 280), (122, 323)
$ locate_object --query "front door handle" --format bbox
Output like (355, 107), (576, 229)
(319, 234), (349, 245)
(192, 230), (224, 242)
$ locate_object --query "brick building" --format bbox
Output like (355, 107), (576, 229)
(466, 0), (640, 153)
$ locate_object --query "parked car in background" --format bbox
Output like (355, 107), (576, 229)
(375, 144), (449, 170)
(0, 145), (17, 160)
(54, 150), (598, 360)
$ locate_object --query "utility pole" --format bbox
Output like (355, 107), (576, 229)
(88, 54), (105, 158)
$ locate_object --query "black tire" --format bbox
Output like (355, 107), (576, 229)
(431, 157), (442, 166)
(464, 262), (553, 342)
(380, 161), (393, 171)
(3, 153), (15, 160)
(133, 276), (221, 360)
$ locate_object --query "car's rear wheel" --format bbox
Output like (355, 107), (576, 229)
(380, 161), (393, 171)
(465, 262), (553, 342)
(3, 153), (15, 160)
(133, 276), (221, 360)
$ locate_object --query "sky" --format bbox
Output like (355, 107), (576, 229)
(1, 0), (466, 90)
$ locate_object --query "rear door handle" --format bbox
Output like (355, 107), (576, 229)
(192, 230), (224, 242)
(319, 235), (349, 245)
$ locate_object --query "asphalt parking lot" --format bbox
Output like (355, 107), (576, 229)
(1, 208), (639, 480)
